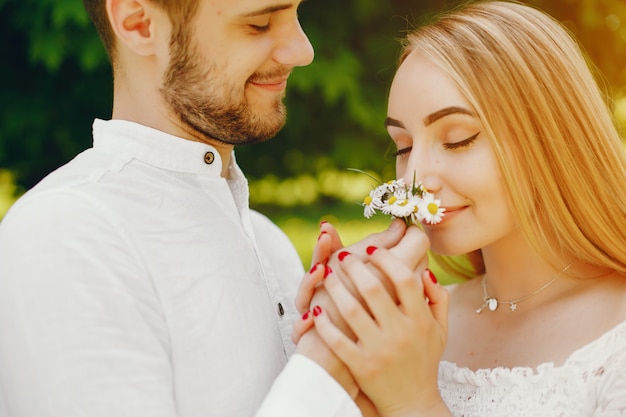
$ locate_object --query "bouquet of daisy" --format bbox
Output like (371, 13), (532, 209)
(359, 174), (445, 226)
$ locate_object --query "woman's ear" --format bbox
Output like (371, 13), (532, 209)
(107, 0), (163, 56)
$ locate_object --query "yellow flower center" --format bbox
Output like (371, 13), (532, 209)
(428, 202), (439, 215)
(364, 196), (373, 205)
(398, 199), (409, 207)
(388, 196), (398, 205)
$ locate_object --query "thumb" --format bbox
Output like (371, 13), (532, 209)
(388, 225), (430, 271)
(347, 218), (406, 259)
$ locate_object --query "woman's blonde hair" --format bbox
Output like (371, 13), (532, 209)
(401, 1), (626, 277)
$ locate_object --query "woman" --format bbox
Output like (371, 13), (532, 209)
(297, 1), (626, 415)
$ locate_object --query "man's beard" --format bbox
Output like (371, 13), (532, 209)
(160, 32), (287, 145)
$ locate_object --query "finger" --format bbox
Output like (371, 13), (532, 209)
(311, 305), (362, 370)
(422, 269), (449, 331)
(367, 247), (427, 317)
(311, 230), (333, 267)
(322, 268), (379, 338)
(291, 309), (314, 344)
(341, 218), (406, 260)
(388, 225), (430, 271)
(337, 251), (401, 327)
(319, 221), (345, 254)
(295, 263), (329, 314)
(323, 219), (407, 304)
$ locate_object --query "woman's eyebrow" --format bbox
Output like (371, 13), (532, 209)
(384, 117), (405, 129)
(385, 106), (475, 130)
(424, 106), (475, 126)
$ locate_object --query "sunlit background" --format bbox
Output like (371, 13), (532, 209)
(1, 0), (625, 282)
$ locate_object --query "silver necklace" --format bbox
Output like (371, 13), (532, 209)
(475, 261), (575, 313)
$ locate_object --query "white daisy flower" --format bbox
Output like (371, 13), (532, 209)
(382, 194), (418, 218)
(362, 183), (388, 218)
(355, 171), (445, 226)
(418, 192), (446, 224)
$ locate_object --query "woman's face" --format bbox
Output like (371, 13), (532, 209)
(386, 52), (518, 255)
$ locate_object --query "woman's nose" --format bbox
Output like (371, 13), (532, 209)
(402, 156), (442, 194)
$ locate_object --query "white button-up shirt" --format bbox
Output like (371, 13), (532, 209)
(0, 119), (360, 417)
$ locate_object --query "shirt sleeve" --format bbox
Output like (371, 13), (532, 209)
(0, 191), (178, 417)
(256, 354), (362, 417)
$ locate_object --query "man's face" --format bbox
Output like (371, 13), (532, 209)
(160, 0), (314, 146)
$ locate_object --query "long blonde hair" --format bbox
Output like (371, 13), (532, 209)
(401, 1), (626, 277)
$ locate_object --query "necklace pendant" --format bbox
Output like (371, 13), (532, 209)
(509, 303), (518, 311)
(487, 297), (498, 311)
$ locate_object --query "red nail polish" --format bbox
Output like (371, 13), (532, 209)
(302, 311), (310, 320)
(324, 265), (333, 278)
(427, 268), (438, 284)
(338, 251), (350, 261)
(309, 264), (318, 274)
(313, 306), (322, 317)
(317, 231), (327, 241)
(320, 220), (328, 226)
(366, 246), (378, 255)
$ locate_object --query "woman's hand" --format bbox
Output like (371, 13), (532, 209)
(293, 219), (408, 342)
(312, 246), (451, 417)
(292, 220), (429, 344)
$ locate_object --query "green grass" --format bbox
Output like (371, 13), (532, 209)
(0, 171), (18, 220)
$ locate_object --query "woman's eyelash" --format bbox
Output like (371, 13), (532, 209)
(392, 147), (412, 157)
(393, 132), (480, 157)
(443, 132), (480, 150)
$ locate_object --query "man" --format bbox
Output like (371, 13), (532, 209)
(0, 0), (413, 416)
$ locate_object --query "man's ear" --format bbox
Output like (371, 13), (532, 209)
(107, 0), (163, 56)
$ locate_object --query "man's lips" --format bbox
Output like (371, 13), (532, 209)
(249, 76), (289, 92)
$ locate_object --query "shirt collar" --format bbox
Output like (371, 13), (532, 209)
(92, 118), (244, 179)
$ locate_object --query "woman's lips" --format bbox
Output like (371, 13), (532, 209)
(423, 205), (466, 225)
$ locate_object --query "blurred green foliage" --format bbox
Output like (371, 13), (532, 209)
(1, 0), (624, 195)
(0, 0), (625, 273)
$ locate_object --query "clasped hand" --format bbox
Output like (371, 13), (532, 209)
(293, 219), (450, 417)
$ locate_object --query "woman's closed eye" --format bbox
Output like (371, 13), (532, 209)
(443, 132), (480, 150)
(393, 131), (480, 157)
(393, 146), (412, 158)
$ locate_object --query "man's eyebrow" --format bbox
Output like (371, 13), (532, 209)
(384, 117), (405, 129)
(424, 106), (475, 126)
(240, 3), (294, 17)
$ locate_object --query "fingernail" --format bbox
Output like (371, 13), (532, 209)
(317, 231), (327, 241)
(320, 220), (328, 227)
(366, 246), (378, 255)
(309, 264), (318, 274)
(302, 311), (310, 320)
(338, 251), (351, 261)
(313, 306), (322, 317)
(324, 265), (333, 278)
(427, 268), (438, 284)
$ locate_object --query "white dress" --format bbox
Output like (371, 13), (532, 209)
(439, 319), (626, 416)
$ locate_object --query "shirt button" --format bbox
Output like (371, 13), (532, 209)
(204, 151), (215, 165)
(277, 303), (285, 317)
